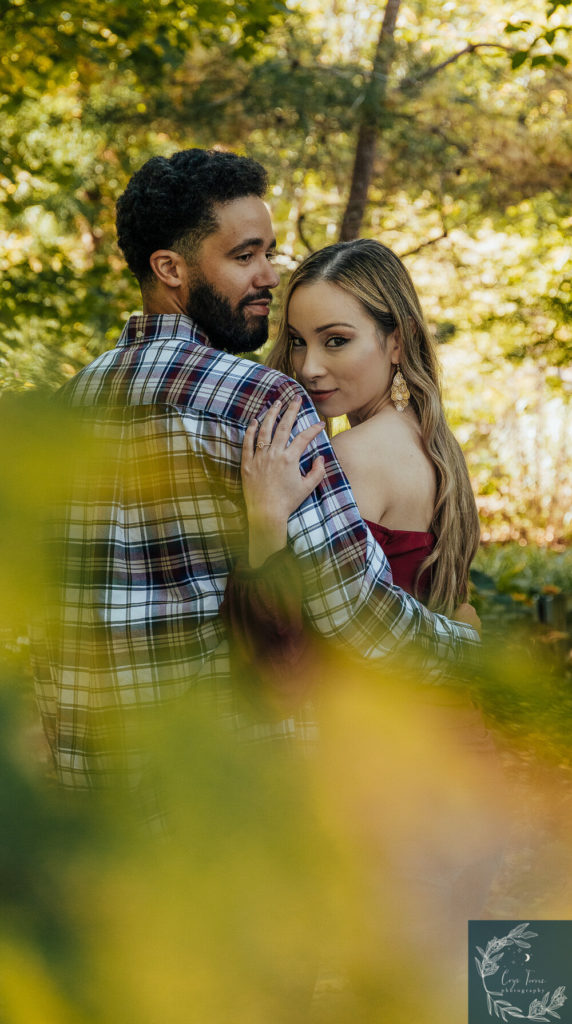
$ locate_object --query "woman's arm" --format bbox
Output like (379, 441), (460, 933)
(240, 397), (326, 566)
(220, 546), (314, 711)
(220, 397), (327, 708)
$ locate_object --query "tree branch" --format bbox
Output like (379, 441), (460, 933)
(398, 230), (448, 258)
(391, 112), (472, 155)
(398, 41), (514, 91)
(296, 212), (314, 254)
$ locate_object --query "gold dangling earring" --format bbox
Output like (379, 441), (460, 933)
(391, 364), (410, 412)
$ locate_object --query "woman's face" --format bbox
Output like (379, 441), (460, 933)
(288, 280), (400, 422)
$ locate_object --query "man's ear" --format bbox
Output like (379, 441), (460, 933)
(149, 250), (189, 289)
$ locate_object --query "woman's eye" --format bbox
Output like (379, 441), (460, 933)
(289, 336), (305, 348)
(326, 336), (350, 348)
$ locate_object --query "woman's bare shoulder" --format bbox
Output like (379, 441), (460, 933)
(332, 410), (435, 527)
(331, 421), (374, 473)
(333, 409), (418, 466)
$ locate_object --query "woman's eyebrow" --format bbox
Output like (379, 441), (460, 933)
(315, 321), (354, 332)
(287, 320), (355, 333)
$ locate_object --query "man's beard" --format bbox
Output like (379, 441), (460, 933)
(186, 276), (271, 355)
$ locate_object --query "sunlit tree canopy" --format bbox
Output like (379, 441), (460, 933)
(1, 0), (571, 541)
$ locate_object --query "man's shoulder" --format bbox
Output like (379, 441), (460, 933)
(211, 349), (300, 394)
(55, 347), (119, 403)
(181, 348), (305, 424)
(55, 321), (306, 426)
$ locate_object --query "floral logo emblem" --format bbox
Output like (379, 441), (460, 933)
(474, 923), (567, 1022)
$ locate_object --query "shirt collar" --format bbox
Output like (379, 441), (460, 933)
(115, 313), (211, 349)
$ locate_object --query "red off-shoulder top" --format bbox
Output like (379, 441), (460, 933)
(364, 520), (435, 600)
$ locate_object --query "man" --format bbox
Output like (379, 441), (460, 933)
(32, 148), (479, 794)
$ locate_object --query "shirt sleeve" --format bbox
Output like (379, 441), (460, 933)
(267, 388), (481, 671)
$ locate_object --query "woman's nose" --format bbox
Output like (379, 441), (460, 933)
(299, 350), (326, 382)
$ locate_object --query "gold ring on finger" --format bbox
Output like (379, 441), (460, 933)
(256, 442), (272, 450)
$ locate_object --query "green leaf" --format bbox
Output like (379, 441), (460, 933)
(504, 20), (532, 32)
(511, 50), (529, 68)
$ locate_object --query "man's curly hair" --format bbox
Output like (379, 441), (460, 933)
(116, 148), (268, 284)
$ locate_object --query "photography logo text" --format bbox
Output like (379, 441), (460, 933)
(469, 921), (570, 1023)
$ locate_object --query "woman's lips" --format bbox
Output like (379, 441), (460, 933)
(308, 388), (338, 401)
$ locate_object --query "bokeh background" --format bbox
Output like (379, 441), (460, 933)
(1, 1), (571, 1020)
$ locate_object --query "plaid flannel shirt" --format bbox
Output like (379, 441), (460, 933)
(32, 313), (480, 789)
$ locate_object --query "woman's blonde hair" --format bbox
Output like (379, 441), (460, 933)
(268, 239), (480, 616)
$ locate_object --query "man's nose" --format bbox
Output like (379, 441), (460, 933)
(253, 257), (280, 289)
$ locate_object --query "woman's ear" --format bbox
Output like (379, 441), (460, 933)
(149, 250), (189, 289)
(388, 327), (402, 365)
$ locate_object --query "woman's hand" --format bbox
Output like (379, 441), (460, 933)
(452, 602), (482, 635)
(241, 397), (326, 567)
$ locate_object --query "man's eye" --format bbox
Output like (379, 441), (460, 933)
(266, 251), (277, 262)
(236, 253), (252, 263)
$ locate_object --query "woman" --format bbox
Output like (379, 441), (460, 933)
(221, 240), (505, 956)
(221, 238), (481, 687)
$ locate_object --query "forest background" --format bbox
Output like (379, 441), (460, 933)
(2, 0), (572, 749)
(0, 2), (572, 1021)
(1, 0), (571, 550)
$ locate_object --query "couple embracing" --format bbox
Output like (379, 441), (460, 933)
(33, 147), (482, 791)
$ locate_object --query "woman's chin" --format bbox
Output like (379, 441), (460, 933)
(310, 395), (343, 417)
(315, 402), (338, 418)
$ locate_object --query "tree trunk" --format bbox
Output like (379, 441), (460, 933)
(339, 0), (401, 242)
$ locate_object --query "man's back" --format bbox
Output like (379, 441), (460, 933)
(33, 313), (308, 788)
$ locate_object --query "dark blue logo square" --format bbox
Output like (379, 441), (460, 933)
(469, 921), (572, 1023)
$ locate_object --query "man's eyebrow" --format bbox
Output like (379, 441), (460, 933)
(226, 236), (277, 256)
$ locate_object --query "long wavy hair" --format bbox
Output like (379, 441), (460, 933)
(268, 239), (480, 616)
